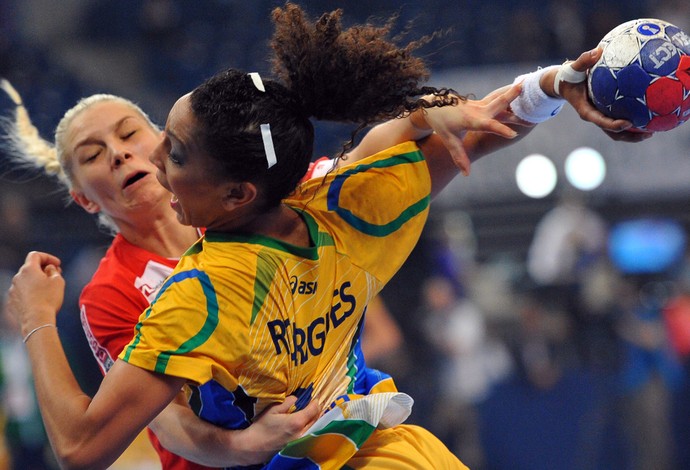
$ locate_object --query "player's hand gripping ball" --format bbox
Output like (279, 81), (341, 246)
(587, 18), (690, 132)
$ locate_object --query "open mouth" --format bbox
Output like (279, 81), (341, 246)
(123, 171), (148, 188)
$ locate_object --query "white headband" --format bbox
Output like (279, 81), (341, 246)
(249, 72), (276, 168)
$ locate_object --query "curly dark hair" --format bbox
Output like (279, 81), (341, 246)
(190, 2), (458, 210)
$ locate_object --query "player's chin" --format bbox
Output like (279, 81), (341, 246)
(175, 212), (194, 226)
(171, 203), (193, 226)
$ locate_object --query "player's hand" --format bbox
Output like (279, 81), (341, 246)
(236, 395), (320, 464)
(422, 83), (523, 175)
(546, 48), (654, 143)
(6, 251), (64, 338)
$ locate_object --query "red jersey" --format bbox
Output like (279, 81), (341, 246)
(80, 233), (216, 470)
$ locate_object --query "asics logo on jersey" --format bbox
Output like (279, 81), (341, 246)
(268, 281), (356, 366)
(290, 275), (318, 295)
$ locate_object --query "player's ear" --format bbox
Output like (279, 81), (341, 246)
(70, 189), (101, 214)
(221, 182), (258, 211)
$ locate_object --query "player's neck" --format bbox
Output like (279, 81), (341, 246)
(120, 219), (199, 259)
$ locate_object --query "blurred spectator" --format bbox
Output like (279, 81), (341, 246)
(662, 250), (690, 469)
(360, 295), (404, 372)
(427, 210), (478, 299)
(422, 275), (512, 468)
(546, 0), (586, 59)
(527, 192), (607, 288)
(0, 190), (31, 273)
(526, 193), (609, 368)
(614, 275), (682, 470)
(510, 289), (575, 390)
(0, 190), (55, 470)
(505, 9), (551, 63)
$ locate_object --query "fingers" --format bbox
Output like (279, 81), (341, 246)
(478, 83), (521, 116)
(440, 133), (471, 176)
(25, 251), (62, 271)
(265, 395), (297, 415)
(488, 83), (522, 112)
(573, 97), (637, 134)
(570, 47), (603, 72)
(577, 105), (631, 132)
(577, 104), (653, 141)
(297, 401), (320, 430)
(480, 84), (514, 102)
(268, 396), (320, 434)
(481, 87), (522, 137)
(603, 128), (654, 143)
(461, 84), (521, 138)
(44, 265), (60, 277)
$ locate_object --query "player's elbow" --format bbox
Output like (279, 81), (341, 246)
(53, 442), (118, 470)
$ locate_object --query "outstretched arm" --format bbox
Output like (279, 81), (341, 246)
(347, 47), (651, 187)
(346, 84), (522, 176)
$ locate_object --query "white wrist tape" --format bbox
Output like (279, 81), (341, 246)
(511, 65), (565, 124)
(554, 61), (587, 97)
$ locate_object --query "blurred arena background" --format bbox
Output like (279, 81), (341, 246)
(1, 1), (690, 469)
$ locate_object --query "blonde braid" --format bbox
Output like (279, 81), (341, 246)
(0, 79), (68, 186)
(0, 83), (161, 235)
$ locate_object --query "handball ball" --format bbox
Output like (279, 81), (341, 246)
(587, 18), (690, 132)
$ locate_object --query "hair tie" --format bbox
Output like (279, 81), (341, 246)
(249, 72), (266, 92)
(248, 73), (278, 168)
(260, 124), (277, 169)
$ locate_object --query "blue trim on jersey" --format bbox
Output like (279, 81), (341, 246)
(196, 381), (253, 429)
(326, 151), (429, 237)
(351, 312), (392, 395)
(122, 269), (219, 371)
(154, 269), (219, 373)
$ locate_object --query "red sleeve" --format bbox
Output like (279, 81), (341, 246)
(79, 238), (212, 469)
(301, 156), (333, 182)
(80, 279), (149, 374)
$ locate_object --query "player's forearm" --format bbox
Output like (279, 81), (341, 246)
(464, 123), (535, 163)
(24, 327), (122, 469)
(27, 333), (182, 469)
(345, 105), (434, 163)
(419, 123), (533, 198)
(149, 401), (260, 467)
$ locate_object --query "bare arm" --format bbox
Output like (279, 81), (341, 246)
(10, 251), (319, 469)
(149, 393), (319, 467)
(360, 296), (403, 363)
(7, 251), (184, 470)
(348, 47), (652, 189)
(346, 84), (522, 175)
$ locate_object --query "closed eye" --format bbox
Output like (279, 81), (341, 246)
(85, 150), (101, 162)
(168, 152), (182, 165)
